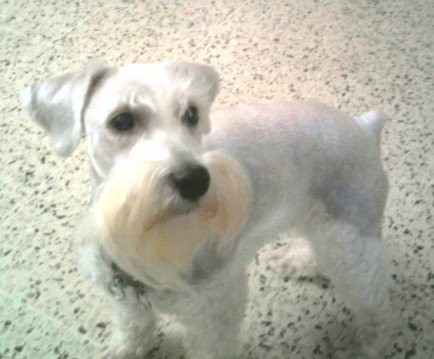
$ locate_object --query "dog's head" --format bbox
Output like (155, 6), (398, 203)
(21, 61), (219, 186)
(22, 61), (251, 289)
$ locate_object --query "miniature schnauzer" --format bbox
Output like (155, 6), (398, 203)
(21, 60), (393, 358)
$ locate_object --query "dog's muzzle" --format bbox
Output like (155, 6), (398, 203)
(169, 163), (210, 201)
(92, 151), (252, 288)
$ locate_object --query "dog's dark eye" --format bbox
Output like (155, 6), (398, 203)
(110, 113), (135, 132)
(183, 106), (199, 127)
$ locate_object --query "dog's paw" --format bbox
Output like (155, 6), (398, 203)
(266, 237), (317, 278)
(100, 344), (154, 359)
(100, 332), (158, 359)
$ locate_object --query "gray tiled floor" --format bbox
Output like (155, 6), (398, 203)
(1, 0), (433, 358)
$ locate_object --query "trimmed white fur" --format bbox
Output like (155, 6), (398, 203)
(22, 60), (393, 358)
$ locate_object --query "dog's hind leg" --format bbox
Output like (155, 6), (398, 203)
(305, 213), (394, 358)
(265, 235), (318, 278)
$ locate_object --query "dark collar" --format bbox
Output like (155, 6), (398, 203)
(109, 261), (152, 309)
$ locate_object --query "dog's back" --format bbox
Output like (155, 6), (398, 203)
(207, 100), (389, 239)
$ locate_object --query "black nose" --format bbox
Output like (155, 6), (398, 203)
(169, 164), (210, 201)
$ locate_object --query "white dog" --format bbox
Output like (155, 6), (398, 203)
(21, 60), (393, 358)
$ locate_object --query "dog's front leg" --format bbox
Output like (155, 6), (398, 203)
(79, 243), (157, 358)
(102, 295), (157, 359)
(177, 265), (249, 359)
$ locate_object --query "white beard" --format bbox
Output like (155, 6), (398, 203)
(84, 151), (252, 289)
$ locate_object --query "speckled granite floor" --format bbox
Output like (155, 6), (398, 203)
(1, 0), (433, 358)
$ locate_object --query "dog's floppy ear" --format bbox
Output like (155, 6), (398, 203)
(167, 61), (220, 104)
(20, 64), (108, 157)
(189, 62), (220, 103)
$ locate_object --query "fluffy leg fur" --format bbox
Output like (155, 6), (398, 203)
(176, 263), (249, 359)
(306, 213), (393, 358)
(266, 235), (318, 278)
(102, 297), (157, 359)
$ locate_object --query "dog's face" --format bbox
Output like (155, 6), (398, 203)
(84, 61), (220, 185)
(22, 60), (219, 189)
(22, 61), (251, 288)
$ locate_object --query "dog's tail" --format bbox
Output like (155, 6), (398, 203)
(354, 110), (389, 146)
